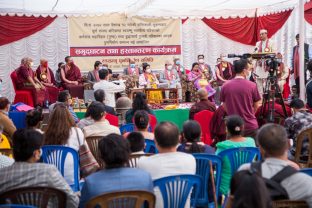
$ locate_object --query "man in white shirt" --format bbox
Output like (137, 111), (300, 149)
(238, 124), (312, 206)
(83, 101), (120, 138)
(138, 122), (196, 208)
(93, 69), (125, 108)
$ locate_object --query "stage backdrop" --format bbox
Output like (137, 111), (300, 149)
(68, 14), (181, 71)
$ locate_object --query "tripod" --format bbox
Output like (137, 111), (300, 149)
(259, 72), (288, 123)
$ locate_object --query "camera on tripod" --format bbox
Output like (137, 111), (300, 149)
(264, 54), (281, 77)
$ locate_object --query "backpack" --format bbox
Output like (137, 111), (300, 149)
(251, 161), (297, 200)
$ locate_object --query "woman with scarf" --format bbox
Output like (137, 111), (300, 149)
(139, 63), (162, 103)
(36, 58), (59, 104)
(188, 62), (216, 100)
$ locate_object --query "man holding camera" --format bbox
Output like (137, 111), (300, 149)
(254, 29), (276, 95)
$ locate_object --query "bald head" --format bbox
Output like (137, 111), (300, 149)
(154, 122), (179, 148)
(197, 88), (208, 100)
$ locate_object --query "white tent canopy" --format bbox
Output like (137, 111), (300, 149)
(0, 0), (306, 18)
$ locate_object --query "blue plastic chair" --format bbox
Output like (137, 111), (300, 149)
(300, 168), (312, 176)
(8, 111), (27, 129)
(218, 147), (261, 176)
(41, 145), (80, 192)
(144, 139), (158, 153)
(192, 154), (222, 208)
(153, 174), (202, 208)
(0, 205), (36, 208)
(120, 123), (135, 134)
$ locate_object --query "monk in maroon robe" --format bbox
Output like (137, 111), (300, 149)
(16, 57), (46, 106)
(215, 54), (234, 86)
(210, 104), (227, 147)
(36, 59), (59, 103)
(61, 56), (84, 99)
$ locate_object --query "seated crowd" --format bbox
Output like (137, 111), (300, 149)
(1, 59), (312, 208)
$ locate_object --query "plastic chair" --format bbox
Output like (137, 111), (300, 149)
(0, 187), (66, 208)
(8, 112), (27, 129)
(144, 139), (158, 154)
(41, 145), (80, 192)
(148, 114), (157, 132)
(153, 174), (202, 208)
(86, 136), (105, 169)
(300, 168), (312, 176)
(85, 190), (155, 208)
(194, 110), (215, 145)
(10, 71), (34, 107)
(128, 153), (153, 168)
(294, 128), (312, 168)
(120, 123), (135, 135)
(272, 200), (308, 208)
(106, 113), (119, 127)
(192, 154), (222, 208)
(218, 147), (261, 176)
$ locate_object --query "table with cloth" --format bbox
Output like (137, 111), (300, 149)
(75, 108), (190, 130)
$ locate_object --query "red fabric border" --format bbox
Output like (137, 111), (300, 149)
(0, 15), (56, 46)
(202, 10), (292, 46)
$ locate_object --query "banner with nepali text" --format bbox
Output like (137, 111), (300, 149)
(68, 14), (181, 71)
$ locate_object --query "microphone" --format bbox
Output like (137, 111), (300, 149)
(254, 47), (258, 52)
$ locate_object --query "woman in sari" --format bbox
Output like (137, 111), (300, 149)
(139, 63), (162, 103)
(188, 62), (216, 99)
(36, 59), (59, 104)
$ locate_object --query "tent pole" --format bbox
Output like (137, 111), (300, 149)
(299, 0), (305, 100)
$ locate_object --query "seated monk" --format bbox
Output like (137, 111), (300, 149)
(255, 99), (291, 126)
(35, 58), (59, 104)
(16, 57), (46, 106)
(210, 104), (227, 147)
(61, 56), (84, 99)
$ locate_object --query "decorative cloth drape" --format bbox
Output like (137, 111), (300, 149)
(305, 1), (312, 25)
(201, 10), (292, 46)
(0, 17), (68, 101)
(0, 15), (56, 46)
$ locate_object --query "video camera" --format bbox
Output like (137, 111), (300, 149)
(227, 53), (252, 59)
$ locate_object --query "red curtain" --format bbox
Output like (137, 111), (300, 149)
(305, 1), (312, 25)
(202, 10), (292, 46)
(0, 15), (56, 46)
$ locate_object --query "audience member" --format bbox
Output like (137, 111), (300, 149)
(80, 133), (153, 207)
(0, 129), (79, 207)
(225, 170), (271, 208)
(44, 104), (85, 186)
(284, 98), (312, 160)
(255, 98), (291, 126)
(83, 101), (120, 138)
(189, 88), (216, 120)
(49, 90), (79, 123)
(220, 59), (261, 138)
(25, 107), (44, 134)
(216, 115), (256, 195)
(133, 110), (154, 140)
(77, 105), (94, 129)
(138, 122), (196, 208)
(210, 104), (227, 147)
(94, 89), (116, 115)
(239, 124), (312, 205)
(125, 92), (154, 123)
(306, 60), (312, 108)
(178, 120), (214, 154)
(0, 97), (16, 140)
(93, 69), (125, 108)
(127, 132), (145, 154)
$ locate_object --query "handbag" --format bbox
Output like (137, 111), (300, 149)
(75, 128), (99, 177)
